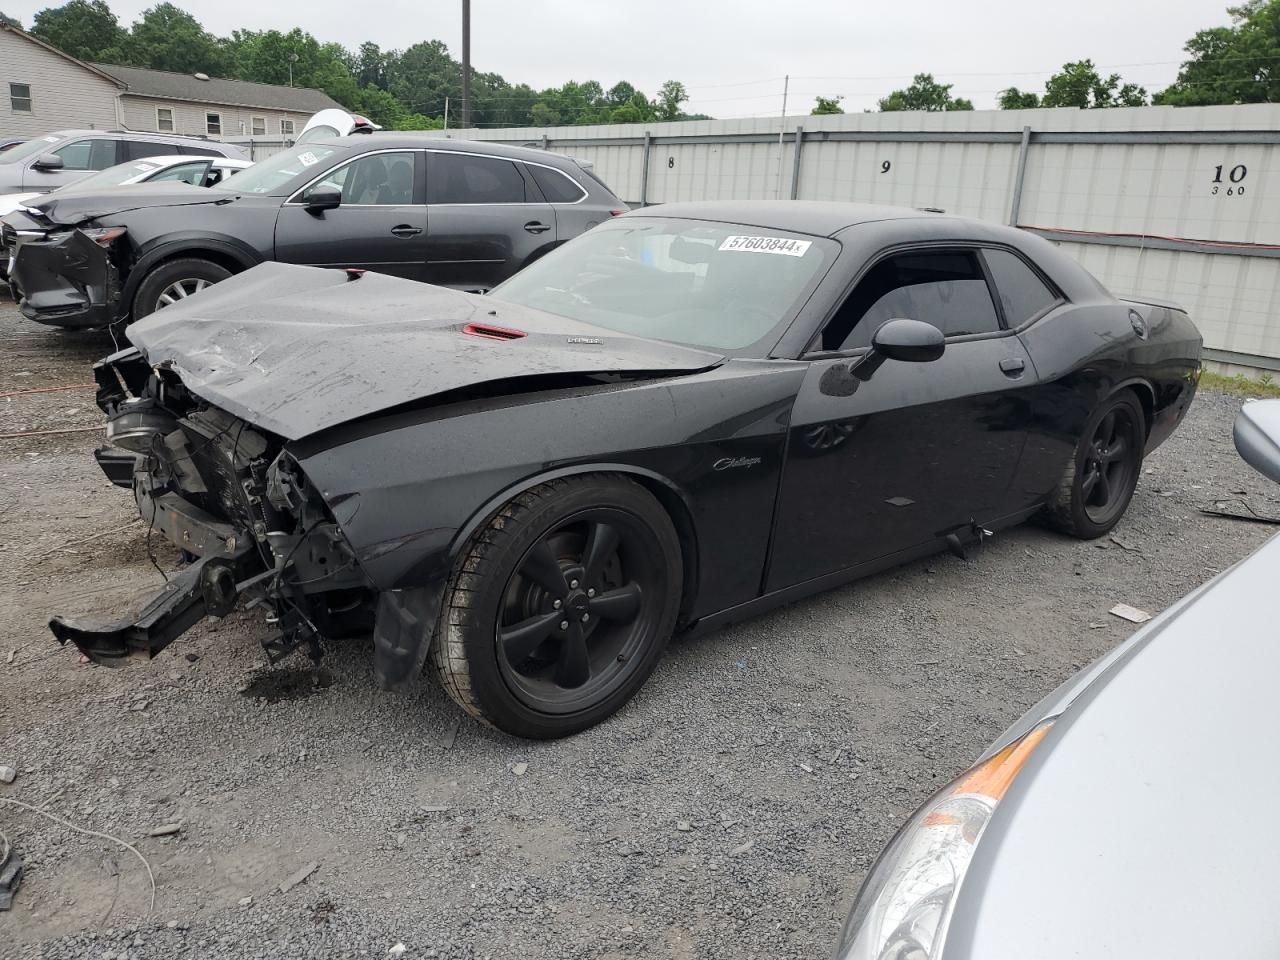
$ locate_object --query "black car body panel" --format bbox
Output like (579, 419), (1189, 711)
(4, 136), (626, 329)
(53, 202), (1202, 714)
(127, 262), (725, 440)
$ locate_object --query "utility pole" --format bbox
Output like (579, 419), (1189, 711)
(776, 74), (789, 199)
(461, 0), (471, 130)
(443, 96), (450, 131)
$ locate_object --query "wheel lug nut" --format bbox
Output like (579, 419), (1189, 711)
(581, 613), (590, 622)
(587, 588), (595, 597)
(559, 620), (569, 630)
(553, 599), (562, 609)
(569, 579), (579, 589)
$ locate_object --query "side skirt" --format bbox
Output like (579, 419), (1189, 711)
(681, 503), (1041, 640)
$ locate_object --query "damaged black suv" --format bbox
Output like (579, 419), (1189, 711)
(3, 134), (625, 329)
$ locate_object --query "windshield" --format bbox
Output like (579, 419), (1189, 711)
(63, 159), (163, 190)
(0, 134), (67, 165)
(212, 143), (339, 195)
(490, 218), (835, 352)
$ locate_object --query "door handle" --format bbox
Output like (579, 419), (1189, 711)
(999, 357), (1026, 377)
(390, 224), (422, 238)
(523, 221), (551, 234)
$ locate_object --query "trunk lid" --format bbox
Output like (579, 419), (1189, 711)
(127, 262), (725, 440)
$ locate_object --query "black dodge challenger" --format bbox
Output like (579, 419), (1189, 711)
(52, 201), (1202, 738)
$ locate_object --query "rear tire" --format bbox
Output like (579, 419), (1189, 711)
(132, 258), (231, 321)
(1043, 390), (1146, 539)
(431, 476), (682, 739)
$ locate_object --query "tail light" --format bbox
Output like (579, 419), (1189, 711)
(609, 209), (627, 217)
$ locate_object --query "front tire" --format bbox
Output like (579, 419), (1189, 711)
(1043, 390), (1146, 539)
(432, 476), (682, 739)
(132, 258), (232, 321)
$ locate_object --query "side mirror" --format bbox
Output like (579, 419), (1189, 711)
(304, 185), (342, 212)
(1234, 399), (1280, 483)
(870, 318), (946, 364)
(31, 154), (64, 172)
(819, 318), (945, 397)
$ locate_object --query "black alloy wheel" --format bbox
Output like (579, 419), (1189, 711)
(1043, 390), (1146, 539)
(495, 511), (662, 714)
(1081, 406), (1140, 526)
(432, 476), (682, 739)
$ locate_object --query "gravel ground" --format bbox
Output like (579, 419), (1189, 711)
(1, 293), (1277, 960)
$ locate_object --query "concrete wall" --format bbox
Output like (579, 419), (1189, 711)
(415, 104), (1280, 374)
(0, 30), (119, 137)
(118, 95), (313, 142)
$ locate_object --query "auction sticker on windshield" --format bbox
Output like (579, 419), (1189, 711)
(719, 235), (812, 257)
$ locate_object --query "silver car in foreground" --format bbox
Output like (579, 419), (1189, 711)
(836, 398), (1280, 960)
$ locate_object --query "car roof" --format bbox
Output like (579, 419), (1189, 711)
(127, 154), (251, 167)
(44, 129), (226, 145)
(624, 200), (940, 238)
(313, 134), (581, 167)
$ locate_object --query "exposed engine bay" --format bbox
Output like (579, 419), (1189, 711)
(50, 347), (374, 667)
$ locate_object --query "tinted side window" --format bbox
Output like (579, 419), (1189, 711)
(174, 144), (220, 157)
(51, 139), (93, 170)
(983, 249), (1060, 326)
(308, 151), (416, 204)
(125, 140), (177, 163)
(528, 164), (586, 203)
(821, 251), (1000, 351)
(428, 152), (526, 204)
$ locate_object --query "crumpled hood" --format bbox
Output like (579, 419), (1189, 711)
(127, 262), (725, 441)
(30, 183), (233, 224)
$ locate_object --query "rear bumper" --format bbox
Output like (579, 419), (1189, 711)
(10, 229), (122, 329)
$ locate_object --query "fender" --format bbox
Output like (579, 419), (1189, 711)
(120, 234), (263, 317)
(446, 461), (696, 564)
(445, 461), (702, 621)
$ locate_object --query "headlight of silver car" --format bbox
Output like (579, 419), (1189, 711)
(835, 720), (1054, 960)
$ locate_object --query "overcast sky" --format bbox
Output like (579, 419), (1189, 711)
(7, 0), (1235, 115)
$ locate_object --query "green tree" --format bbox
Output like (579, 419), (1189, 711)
(0, 10), (23, 27)
(656, 80), (688, 120)
(350, 41), (389, 90)
(121, 3), (226, 73)
(878, 73), (974, 111)
(998, 87), (1042, 109)
(1041, 60), (1147, 108)
(607, 81), (638, 107)
(1156, 1), (1280, 105)
(530, 101), (561, 126)
(29, 0), (125, 62)
(811, 95), (845, 114)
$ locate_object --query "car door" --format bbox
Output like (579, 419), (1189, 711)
(766, 248), (1036, 592)
(273, 149), (427, 280)
(424, 150), (556, 292)
(24, 137), (121, 190)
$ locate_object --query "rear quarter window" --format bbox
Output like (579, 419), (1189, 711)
(983, 248), (1061, 326)
(528, 164), (587, 203)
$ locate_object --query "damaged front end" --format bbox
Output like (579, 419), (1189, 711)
(7, 221), (127, 328)
(51, 348), (376, 667)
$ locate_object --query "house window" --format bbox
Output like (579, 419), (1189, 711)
(156, 106), (174, 132)
(205, 112), (222, 136)
(251, 116), (266, 136)
(10, 83), (32, 113)
(280, 118), (295, 137)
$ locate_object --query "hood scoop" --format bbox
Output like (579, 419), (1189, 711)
(462, 321), (526, 342)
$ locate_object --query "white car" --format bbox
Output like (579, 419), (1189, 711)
(295, 108), (381, 144)
(0, 154), (252, 218)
